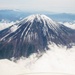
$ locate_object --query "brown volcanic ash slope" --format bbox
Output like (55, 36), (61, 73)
(0, 14), (75, 59)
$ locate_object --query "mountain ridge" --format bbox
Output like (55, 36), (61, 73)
(0, 14), (75, 59)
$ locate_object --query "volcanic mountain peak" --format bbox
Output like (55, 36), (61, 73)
(24, 14), (52, 21)
(20, 14), (58, 27)
(16, 14), (60, 37)
(0, 14), (75, 59)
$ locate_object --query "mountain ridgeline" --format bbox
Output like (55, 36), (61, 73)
(0, 14), (75, 59)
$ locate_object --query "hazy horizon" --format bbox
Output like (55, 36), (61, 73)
(0, 0), (75, 14)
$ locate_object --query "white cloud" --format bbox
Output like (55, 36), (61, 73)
(0, 21), (14, 31)
(59, 22), (75, 29)
(0, 44), (75, 75)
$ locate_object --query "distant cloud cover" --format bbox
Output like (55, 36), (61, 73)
(0, 0), (75, 13)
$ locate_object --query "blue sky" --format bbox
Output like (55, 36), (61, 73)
(0, 0), (75, 13)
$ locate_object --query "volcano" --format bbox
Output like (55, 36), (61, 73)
(0, 14), (75, 59)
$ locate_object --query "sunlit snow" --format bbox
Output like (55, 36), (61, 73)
(10, 25), (18, 32)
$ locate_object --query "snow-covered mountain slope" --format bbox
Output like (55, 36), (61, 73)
(0, 14), (75, 59)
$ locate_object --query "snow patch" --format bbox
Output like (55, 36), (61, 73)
(10, 25), (18, 32)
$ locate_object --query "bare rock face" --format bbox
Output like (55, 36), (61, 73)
(0, 14), (75, 59)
